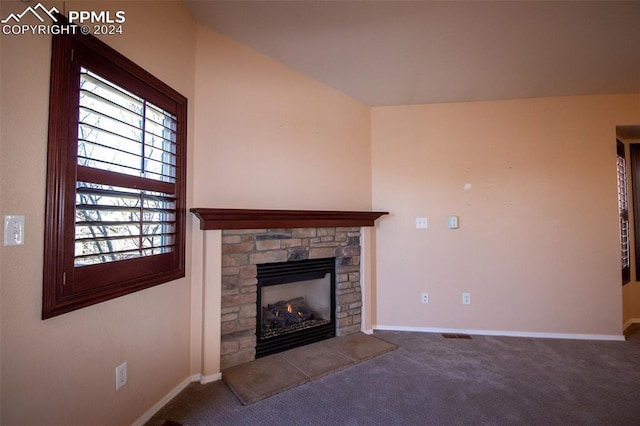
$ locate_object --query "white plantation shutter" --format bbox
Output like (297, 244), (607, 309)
(74, 68), (178, 266)
(617, 140), (630, 284)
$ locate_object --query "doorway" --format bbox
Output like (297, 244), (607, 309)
(617, 125), (640, 331)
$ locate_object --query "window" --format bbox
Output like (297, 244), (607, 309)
(617, 140), (630, 285)
(43, 26), (187, 318)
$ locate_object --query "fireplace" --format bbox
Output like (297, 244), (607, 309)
(256, 258), (336, 357)
(189, 208), (388, 376)
(216, 226), (366, 369)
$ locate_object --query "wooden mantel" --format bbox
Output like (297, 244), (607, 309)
(190, 208), (389, 230)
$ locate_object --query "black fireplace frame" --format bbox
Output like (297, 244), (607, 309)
(256, 257), (336, 358)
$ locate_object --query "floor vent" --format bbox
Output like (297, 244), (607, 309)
(442, 333), (472, 339)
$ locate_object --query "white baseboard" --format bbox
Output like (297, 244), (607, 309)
(200, 372), (223, 384)
(374, 325), (625, 342)
(623, 318), (640, 331)
(362, 328), (374, 335)
(132, 374), (200, 426)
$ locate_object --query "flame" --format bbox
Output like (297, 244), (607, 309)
(286, 304), (293, 313)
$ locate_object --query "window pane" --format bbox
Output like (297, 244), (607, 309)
(145, 120), (177, 144)
(617, 154), (630, 269)
(146, 102), (177, 131)
(78, 140), (143, 176)
(78, 68), (178, 183)
(79, 92), (143, 131)
(81, 70), (143, 114)
(79, 123), (142, 155)
(75, 182), (177, 267)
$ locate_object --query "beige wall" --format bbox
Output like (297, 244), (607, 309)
(191, 25), (372, 211)
(0, 1), (196, 424)
(372, 94), (640, 336)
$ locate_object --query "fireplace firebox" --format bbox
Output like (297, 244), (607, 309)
(256, 257), (336, 358)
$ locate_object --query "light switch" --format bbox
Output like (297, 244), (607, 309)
(448, 215), (459, 229)
(4, 215), (25, 246)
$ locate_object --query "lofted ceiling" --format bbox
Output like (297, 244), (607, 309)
(184, 1), (640, 107)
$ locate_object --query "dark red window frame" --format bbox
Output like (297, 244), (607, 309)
(42, 20), (187, 319)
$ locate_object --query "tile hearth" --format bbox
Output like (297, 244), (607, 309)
(222, 332), (397, 405)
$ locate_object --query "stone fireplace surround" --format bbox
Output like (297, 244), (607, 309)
(191, 209), (387, 380)
(221, 226), (362, 369)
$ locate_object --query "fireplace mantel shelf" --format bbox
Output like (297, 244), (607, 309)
(190, 208), (389, 230)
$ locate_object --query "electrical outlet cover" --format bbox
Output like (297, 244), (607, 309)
(416, 217), (428, 229)
(448, 215), (459, 229)
(115, 362), (127, 390)
(4, 215), (25, 246)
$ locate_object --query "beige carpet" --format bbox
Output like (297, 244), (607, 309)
(222, 332), (397, 405)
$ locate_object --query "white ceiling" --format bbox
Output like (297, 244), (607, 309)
(185, 1), (640, 107)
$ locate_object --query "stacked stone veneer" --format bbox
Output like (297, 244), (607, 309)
(220, 227), (362, 369)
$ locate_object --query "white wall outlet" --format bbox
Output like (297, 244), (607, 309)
(448, 215), (459, 229)
(421, 292), (429, 304)
(462, 292), (471, 305)
(115, 362), (127, 390)
(4, 215), (25, 246)
(416, 217), (428, 229)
